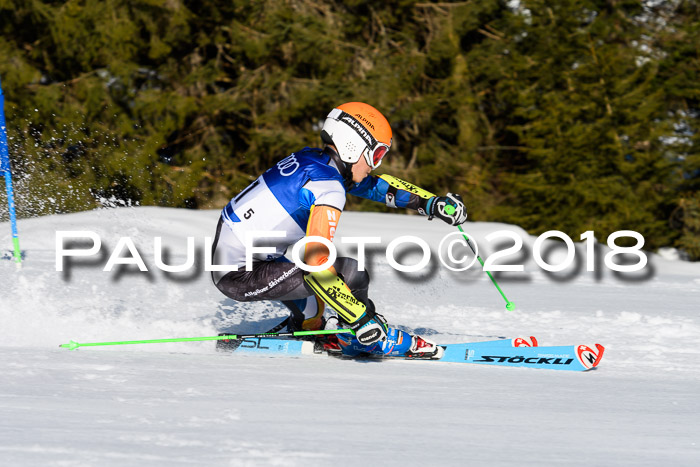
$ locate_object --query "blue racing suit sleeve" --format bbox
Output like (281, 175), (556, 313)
(348, 175), (436, 214)
(347, 176), (387, 203)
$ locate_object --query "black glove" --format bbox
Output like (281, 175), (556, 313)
(428, 193), (468, 226)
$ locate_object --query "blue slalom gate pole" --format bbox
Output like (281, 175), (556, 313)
(0, 76), (22, 268)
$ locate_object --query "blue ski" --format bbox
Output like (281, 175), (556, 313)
(221, 335), (603, 371)
(220, 336), (312, 356)
(440, 343), (605, 371)
(220, 336), (532, 357)
(222, 336), (539, 357)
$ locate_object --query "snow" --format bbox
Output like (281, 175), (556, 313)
(1, 207), (699, 466)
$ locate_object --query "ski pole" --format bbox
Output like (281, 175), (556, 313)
(59, 328), (354, 351)
(0, 76), (22, 268)
(443, 205), (515, 311)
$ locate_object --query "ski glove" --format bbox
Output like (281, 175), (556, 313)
(428, 193), (468, 226)
(348, 300), (388, 346)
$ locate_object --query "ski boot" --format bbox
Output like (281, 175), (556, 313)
(305, 316), (342, 356)
(405, 335), (445, 359)
(284, 295), (327, 332)
(334, 325), (444, 360)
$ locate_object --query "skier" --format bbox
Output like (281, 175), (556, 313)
(212, 102), (467, 359)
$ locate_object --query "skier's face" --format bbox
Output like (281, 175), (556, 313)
(351, 156), (372, 183)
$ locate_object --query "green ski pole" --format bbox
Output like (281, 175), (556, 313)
(59, 328), (354, 351)
(444, 205), (515, 311)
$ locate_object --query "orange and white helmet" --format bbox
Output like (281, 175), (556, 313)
(320, 102), (392, 169)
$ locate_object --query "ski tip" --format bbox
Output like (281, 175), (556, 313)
(576, 343), (605, 370)
(593, 343), (605, 367)
(513, 336), (538, 347)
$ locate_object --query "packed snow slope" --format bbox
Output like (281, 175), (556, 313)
(1, 207), (699, 466)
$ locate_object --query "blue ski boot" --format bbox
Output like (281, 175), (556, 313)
(333, 322), (444, 360)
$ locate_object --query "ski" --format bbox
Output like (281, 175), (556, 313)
(216, 336), (525, 356)
(218, 334), (603, 371)
(219, 336), (534, 357)
(217, 334), (536, 353)
(440, 342), (605, 371)
(217, 336), (313, 356)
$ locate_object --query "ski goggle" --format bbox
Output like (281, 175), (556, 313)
(333, 109), (391, 169)
(366, 142), (390, 169)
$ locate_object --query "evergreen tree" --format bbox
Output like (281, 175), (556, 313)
(465, 0), (681, 250)
(653, 0), (700, 258)
(0, 0), (697, 259)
